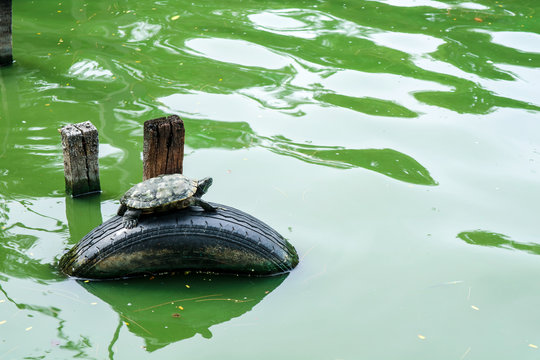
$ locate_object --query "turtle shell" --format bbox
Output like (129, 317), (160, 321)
(120, 174), (197, 210)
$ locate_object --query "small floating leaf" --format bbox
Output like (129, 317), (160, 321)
(171, 15), (180, 20)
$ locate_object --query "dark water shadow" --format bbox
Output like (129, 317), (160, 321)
(80, 272), (287, 352)
(315, 92), (419, 118)
(458, 230), (540, 255)
(262, 136), (438, 186)
(414, 86), (540, 115)
(185, 120), (437, 186)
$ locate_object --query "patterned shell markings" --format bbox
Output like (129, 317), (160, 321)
(121, 174), (197, 210)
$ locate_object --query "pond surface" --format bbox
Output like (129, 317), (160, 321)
(1, 0), (540, 358)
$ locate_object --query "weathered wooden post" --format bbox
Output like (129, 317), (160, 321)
(0, 0), (12, 67)
(59, 121), (101, 197)
(143, 114), (185, 180)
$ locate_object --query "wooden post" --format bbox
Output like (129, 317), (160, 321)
(60, 121), (101, 197)
(143, 115), (185, 180)
(0, 0), (12, 67)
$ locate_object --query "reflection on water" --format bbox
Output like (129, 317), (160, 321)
(82, 273), (287, 352)
(64, 194), (103, 243)
(185, 120), (257, 150)
(262, 136), (438, 186)
(185, 118), (437, 186)
(480, 30), (540, 54)
(316, 92), (418, 118)
(0, 188), (65, 280)
(458, 230), (540, 256)
(185, 38), (291, 70)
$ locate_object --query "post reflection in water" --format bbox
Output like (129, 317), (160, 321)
(65, 194), (103, 244)
(81, 273), (287, 352)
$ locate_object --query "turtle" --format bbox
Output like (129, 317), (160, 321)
(117, 174), (216, 229)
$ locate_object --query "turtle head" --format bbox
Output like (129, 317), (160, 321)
(195, 177), (213, 197)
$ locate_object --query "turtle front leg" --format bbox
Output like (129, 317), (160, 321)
(117, 204), (128, 216)
(192, 198), (217, 212)
(122, 209), (142, 229)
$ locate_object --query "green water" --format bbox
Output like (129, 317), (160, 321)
(1, 0), (540, 358)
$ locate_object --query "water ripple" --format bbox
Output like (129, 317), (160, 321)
(184, 38), (291, 69)
(117, 21), (162, 42)
(68, 59), (114, 81)
(366, 0), (450, 9)
(475, 30), (540, 54)
(248, 8), (368, 39)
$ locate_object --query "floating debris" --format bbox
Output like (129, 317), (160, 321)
(461, 347), (471, 359)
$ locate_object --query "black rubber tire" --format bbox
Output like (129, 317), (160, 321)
(59, 203), (299, 279)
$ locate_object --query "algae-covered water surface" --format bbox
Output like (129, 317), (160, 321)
(1, 0), (540, 358)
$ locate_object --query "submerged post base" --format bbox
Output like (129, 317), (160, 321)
(0, 0), (12, 67)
